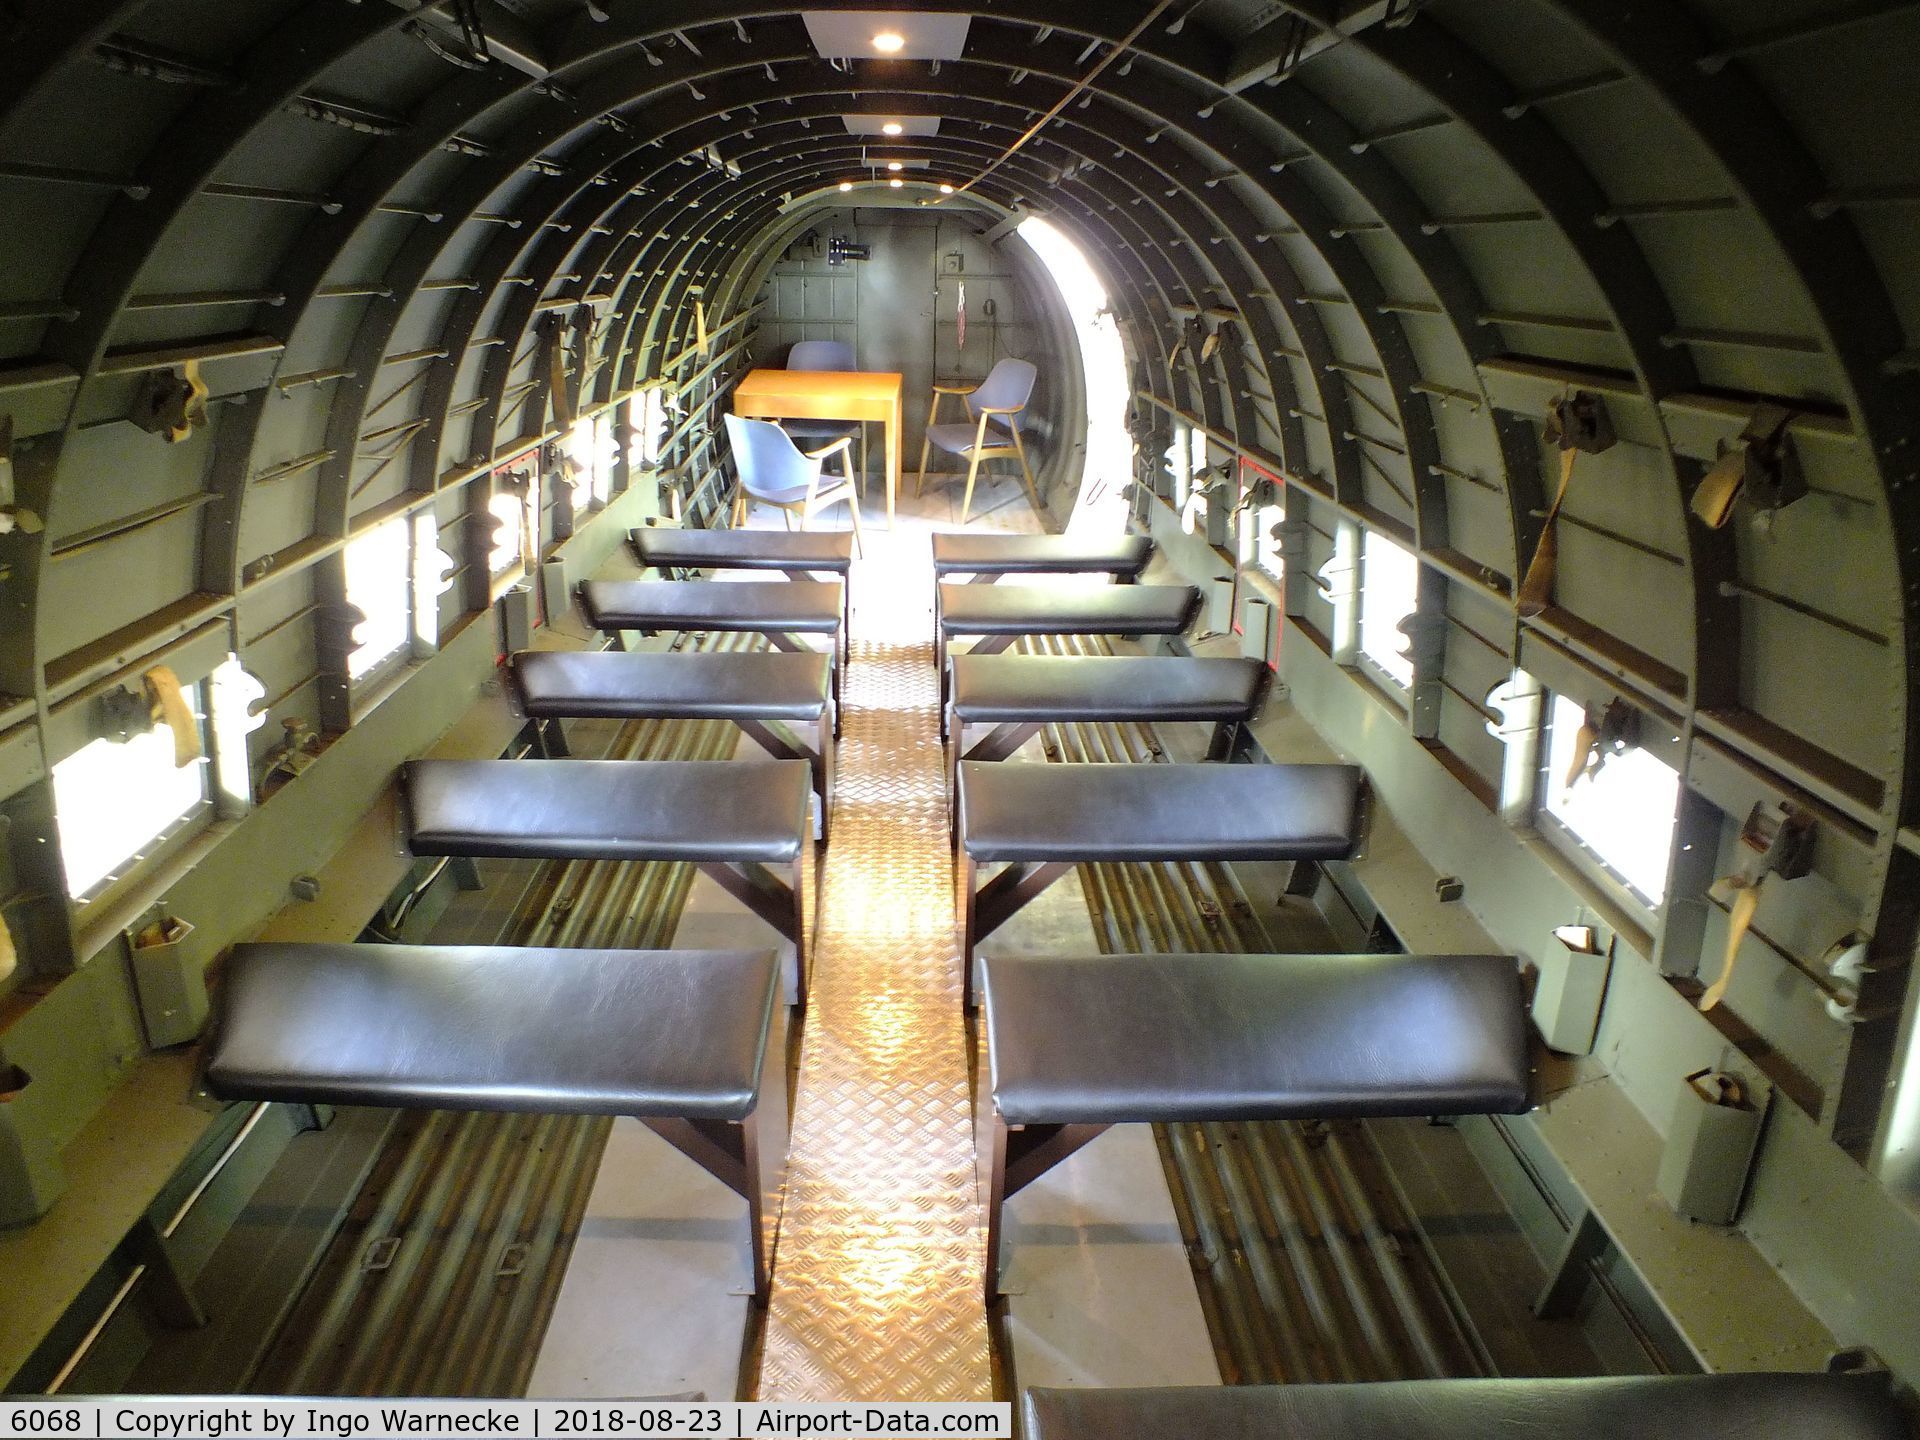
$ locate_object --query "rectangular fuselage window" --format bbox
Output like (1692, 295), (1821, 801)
(343, 518), (414, 680)
(52, 716), (209, 900)
(1538, 692), (1680, 906)
(1357, 530), (1418, 689)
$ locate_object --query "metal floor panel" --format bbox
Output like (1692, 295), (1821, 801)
(755, 525), (993, 1401)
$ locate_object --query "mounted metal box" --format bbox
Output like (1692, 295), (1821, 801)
(498, 583), (535, 656)
(1655, 1069), (1766, 1226)
(0, 1064), (65, 1225)
(1533, 928), (1611, 1055)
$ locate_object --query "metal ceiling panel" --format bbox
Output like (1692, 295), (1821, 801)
(801, 11), (972, 60)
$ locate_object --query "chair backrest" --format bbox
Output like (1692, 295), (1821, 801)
(788, 339), (856, 372)
(968, 357), (1038, 419)
(725, 412), (818, 499)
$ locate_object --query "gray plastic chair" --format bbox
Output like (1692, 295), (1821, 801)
(778, 339), (865, 490)
(725, 412), (863, 552)
(915, 357), (1041, 523)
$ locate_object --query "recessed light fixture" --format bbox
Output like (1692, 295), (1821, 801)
(887, 161), (903, 172)
(940, 183), (955, 194)
(889, 178), (904, 188)
(881, 121), (903, 136)
(872, 30), (905, 53)
(839, 181), (854, 192)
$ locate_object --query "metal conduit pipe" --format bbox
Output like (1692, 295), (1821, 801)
(508, 1133), (609, 1396)
(1164, 1119), (1278, 1383)
(280, 1109), (455, 1393)
(1320, 1125), (1461, 1378)
(408, 1114), (570, 1398)
(330, 1109), (488, 1388)
(358, 1111), (522, 1393)
(484, 1113), (605, 1394)
(1269, 1121), (1402, 1377)
(1203, 1119), (1324, 1381)
(410, 1114), (553, 1396)
(1237, 1119), (1366, 1383)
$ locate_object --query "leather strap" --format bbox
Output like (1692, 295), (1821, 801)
(1517, 444), (1578, 617)
(547, 329), (574, 429)
(143, 664), (202, 767)
(1699, 876), (1761, 1013)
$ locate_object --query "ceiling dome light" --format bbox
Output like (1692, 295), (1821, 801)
(887, 161), (903, 172)
(839, 181), (854, 192)
(889, 178), (904, 188)
(881, 122), (903, 136)
(940, 183), (955, 194)
(872, 31), (906, 53)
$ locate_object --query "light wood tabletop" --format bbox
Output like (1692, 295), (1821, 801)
(733, 368), (906, 528)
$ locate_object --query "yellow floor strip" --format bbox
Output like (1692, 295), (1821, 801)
(755, 528), (992, 1401)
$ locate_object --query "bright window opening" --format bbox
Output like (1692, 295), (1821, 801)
(629, 388), (668, 467)
(566, 413), (617, 510)
(1540, 692), (1680, 905)
(53, 718), (208, 899)
(1015, 215), (1134, 536)
(1358, 531), (1418, 688)
(1167, 423), (1206, 510)
(343, 519), (413, 680)
(488, 476), (536, 579)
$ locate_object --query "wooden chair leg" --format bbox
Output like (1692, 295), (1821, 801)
(959, 449), (983, 525)
(916, 393), (943, 497)
(841, 448), (864, 556)
(732, 490), (748, 526)
(1012, 430), (1042, 515)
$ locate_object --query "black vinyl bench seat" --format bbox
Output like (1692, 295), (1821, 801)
(205, 943), (787, 1300)
(931, 532), (1152, 582)
(402, 758), (816, 1002)
(946, 655), (1270, 804)
(1021, 1374), (1909, 1440)
(581, 579), (847, 735)
(936, 583), (1201, 736)
(956, 760), (1365, 1007)
(630, 526), (854, 578)
(508, 649), (836, 835)
(980, 951), (1532, 1301)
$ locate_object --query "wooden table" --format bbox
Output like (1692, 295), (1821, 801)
(732, 368), (906, 528)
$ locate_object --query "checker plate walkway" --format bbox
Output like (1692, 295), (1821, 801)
(756, 529), (992, 1400)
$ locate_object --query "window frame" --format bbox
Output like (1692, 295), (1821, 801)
(342, 517), (416, 688)
(1533, 690), (1681, 916)
(51, 704), (213, 907)
(1354, 529), (1419, 697)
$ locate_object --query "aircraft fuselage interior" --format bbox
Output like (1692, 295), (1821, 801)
(1, 3), (1919, 1437)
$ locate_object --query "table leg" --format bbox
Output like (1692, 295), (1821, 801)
(886, 392), (901, 529)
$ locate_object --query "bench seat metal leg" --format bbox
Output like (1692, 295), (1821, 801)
(981, 1112), (1111, 1302)
(959, 857), (1073, 1009)
(696, 860), (810, 1007)
(640, 1014), (788, 1304)
(736, 717), (830, 841)
(949, 721), (1042, 836)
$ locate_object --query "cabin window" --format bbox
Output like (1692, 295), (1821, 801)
(629, 388), (668, 468)
(567, 413), (617, 510)
(342, 519), (413, 681)
(1241, 470), (1286, 579)
(1538, 692), (1680, 906)
(1167, 422), (1206, 510)
(1357, 531), (1418, 689)
(52, 711), (209, 900)
(488, 480), (535, 580)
